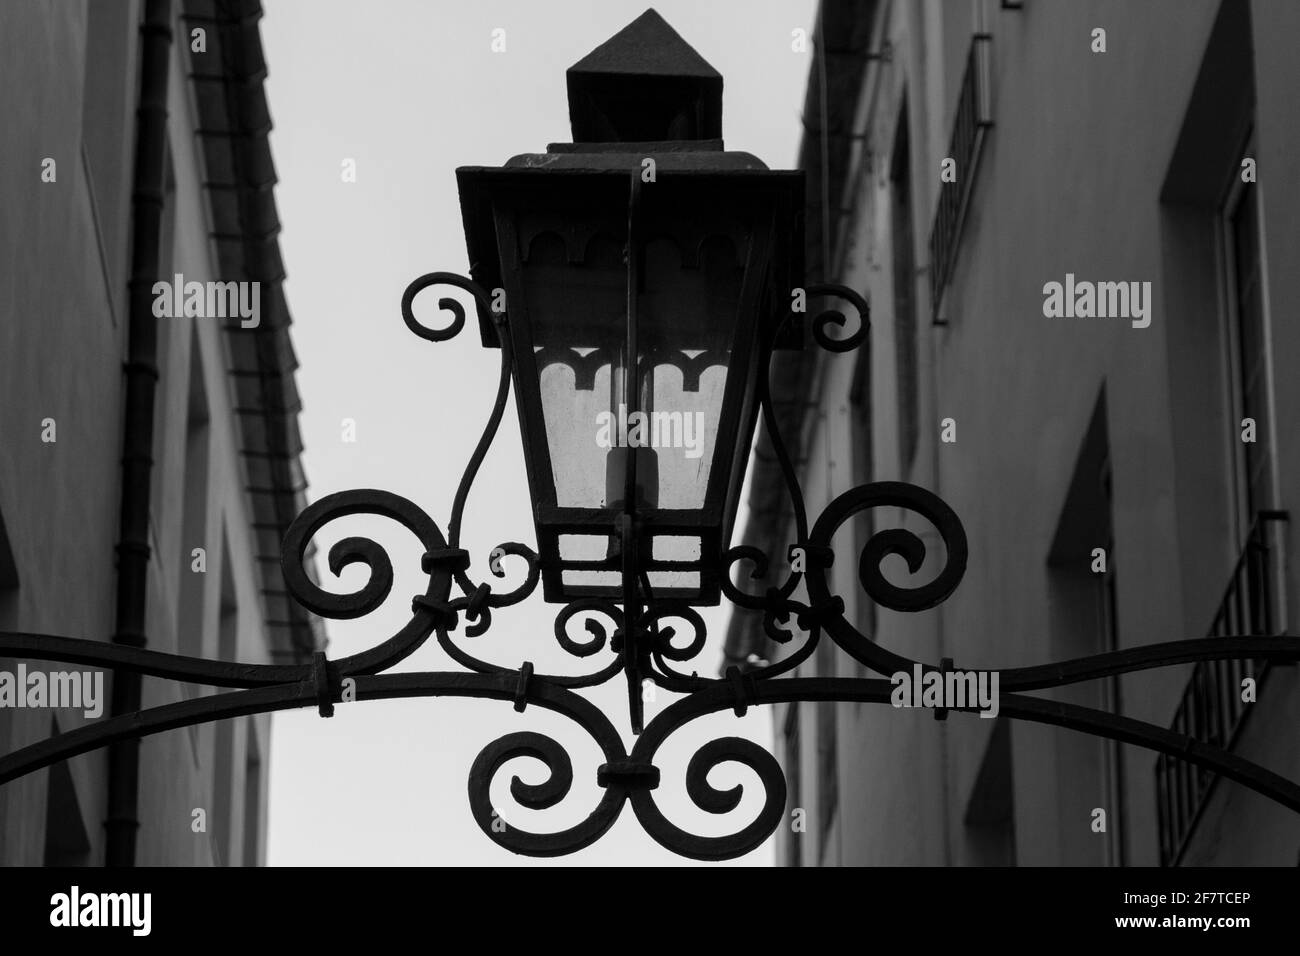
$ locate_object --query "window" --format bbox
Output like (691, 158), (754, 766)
(1096, 457), (1125, 866)
(1048, 393), (1124, 864)
(1153, 0), (1267, 863)
(42, 717), (91, 866)
(927, 32), (993, 320)
(1222, 152), (1273, 539)
(178, 340), (211, 676)
(964, 718), (1016, 865)
(890, 105), (918, 476)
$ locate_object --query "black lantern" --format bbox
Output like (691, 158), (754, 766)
(8, 7), (1300, 869)
(456, 10), (803, 605)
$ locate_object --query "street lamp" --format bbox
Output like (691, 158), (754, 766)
(449, 16), (803, 608)
(3, 9), (1300, 864)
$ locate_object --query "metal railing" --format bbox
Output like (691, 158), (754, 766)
(1155, 511), (1288, 865)
(928, 32), (992, 322)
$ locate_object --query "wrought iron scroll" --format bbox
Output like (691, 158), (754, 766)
(3, 278), (1300, 864)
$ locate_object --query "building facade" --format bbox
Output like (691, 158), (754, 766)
(726, 0), (1300, 866)
(0, 0), (317, 865)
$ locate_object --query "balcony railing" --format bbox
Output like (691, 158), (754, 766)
(1155, 511), (1289, 865)
(928, 32), (992, 323)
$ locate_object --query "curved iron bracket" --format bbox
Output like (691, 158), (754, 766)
(4, 277), (1300, 863)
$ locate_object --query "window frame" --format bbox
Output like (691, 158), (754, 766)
(1217, 129), (1276, 547)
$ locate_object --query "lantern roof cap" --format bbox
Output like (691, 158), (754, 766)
(567, 9), (723, 142)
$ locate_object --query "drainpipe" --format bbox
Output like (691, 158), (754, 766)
(105, 0), (173, 867)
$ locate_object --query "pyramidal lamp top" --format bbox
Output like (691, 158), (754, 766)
(566, 8), (723, 142)
(454, 7), (804, 605)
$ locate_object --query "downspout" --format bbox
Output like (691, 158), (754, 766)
(105, 0), (173, 867)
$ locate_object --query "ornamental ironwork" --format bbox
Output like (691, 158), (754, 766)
(3, 10), (1299, 864)
(3, 276), (1299, 860)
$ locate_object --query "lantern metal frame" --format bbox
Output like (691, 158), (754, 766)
(2, 277), (1299, 862)
(455, 163), (804, 608)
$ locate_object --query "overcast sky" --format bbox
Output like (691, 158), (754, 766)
(260, 0), (817, 866)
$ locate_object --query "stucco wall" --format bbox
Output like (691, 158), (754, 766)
(770, 0), (1300, 866)
(0, 0), (274, 866)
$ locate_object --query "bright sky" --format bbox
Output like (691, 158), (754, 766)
(261, 0), (817, 866)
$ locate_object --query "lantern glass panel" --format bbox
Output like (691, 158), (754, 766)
(522, 231), (627, 511)
(459, 164), (800, 604)
(637, 235), (744, 510)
